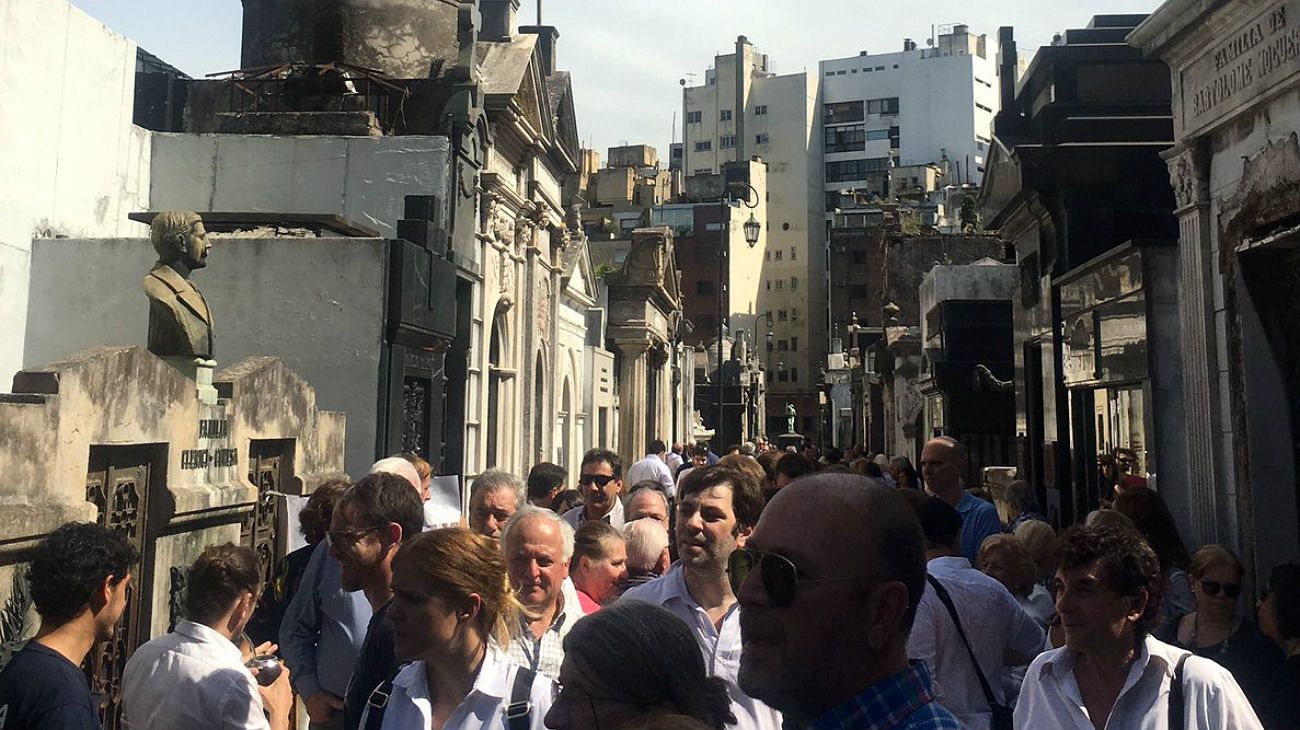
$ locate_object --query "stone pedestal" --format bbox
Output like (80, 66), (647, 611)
(163, 356), (219, 406)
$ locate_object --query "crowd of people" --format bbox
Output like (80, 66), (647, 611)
(2, 436), (1298, 730)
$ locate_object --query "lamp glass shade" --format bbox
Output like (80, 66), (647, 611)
(743, 214), (762, 246)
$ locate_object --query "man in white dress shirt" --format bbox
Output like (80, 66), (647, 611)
(621, 465), (781, 730)
(901, 493), (1043, 729)
(562, 449), (627, 529)
(122, 543), (293, 730)
(1015, 525), (1262, 729)
(625, 440), (677, 499)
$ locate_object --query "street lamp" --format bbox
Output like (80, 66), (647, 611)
(716, 180), (761, 451)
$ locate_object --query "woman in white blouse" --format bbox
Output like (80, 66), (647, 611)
(361, 528), (553, 730)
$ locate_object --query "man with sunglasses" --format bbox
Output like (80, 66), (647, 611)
(1015, 525), (1261, 729)
(735, 474), (959, 729)
(562, 449), (627, 529)
(328, 473), (425, 730)
(621, 465), (782, 730)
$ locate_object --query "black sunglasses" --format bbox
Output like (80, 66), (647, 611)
(1201, 580), (1242, 599)
(728, 548), (868, 607)
(578, 473), (617, 487)
(325, 525), (385, 548)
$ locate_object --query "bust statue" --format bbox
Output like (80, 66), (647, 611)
(143, 211), (214, 359)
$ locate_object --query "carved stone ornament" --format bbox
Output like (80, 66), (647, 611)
(499, 254), (515, 296)
(1169, 153), (1200, 211)
(622, 231), (667, 287)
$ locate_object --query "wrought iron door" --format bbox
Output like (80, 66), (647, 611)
(243, 441), (290, 585)
(84, 448), (150, 730)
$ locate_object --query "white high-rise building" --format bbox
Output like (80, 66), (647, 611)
(820, 25), (999, 207)
(680, 36), (823, 437)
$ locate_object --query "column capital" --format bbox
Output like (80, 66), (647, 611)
(1161, 141), (1210, 213)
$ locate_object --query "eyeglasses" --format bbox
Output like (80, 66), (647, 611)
(325, 525), (385, 548)
(727, 547), (870, 607)
(578, 473), (617, 488)
(1200, 580), (1242, 599)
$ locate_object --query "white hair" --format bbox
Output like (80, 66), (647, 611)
(369, 457), (422, 492)
(623, 517), (669, 573)
(470, 468), (524, 508)
(500, 505), (575, 562)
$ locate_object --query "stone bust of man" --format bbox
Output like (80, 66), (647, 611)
(142, 211), (214, 359)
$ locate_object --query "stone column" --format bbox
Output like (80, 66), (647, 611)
(616, 340), (650, 469)
(1163, 141), (1221, 546)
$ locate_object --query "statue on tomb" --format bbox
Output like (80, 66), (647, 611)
(785, 402), (797, 434)
(143, 211), (214, 360)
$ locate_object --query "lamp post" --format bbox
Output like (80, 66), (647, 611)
(716, 181), (761, 451)
(845, 311), (884, 450)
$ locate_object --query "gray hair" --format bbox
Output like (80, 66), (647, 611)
(500, 505), (575, 562)
(470, 468), (524, 507)
(623, 518), (669, 573)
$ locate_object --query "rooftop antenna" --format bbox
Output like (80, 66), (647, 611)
(536, 0), (542, 23)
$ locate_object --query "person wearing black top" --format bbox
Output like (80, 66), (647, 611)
(1174, 545), (1284, 710)
(326, 473), (424, 730)
(1257, 563), (1300, 730)
(0, 522), (137, 730)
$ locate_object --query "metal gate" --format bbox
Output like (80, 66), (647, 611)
(243, 441), (292, 585)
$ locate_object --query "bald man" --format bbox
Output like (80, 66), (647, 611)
(920, 436), (1000, 562)
(737, 475), (959, 729)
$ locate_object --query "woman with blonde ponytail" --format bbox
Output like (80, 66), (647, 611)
(360, 528), (553, 730)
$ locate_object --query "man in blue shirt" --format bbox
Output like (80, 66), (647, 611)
(920, 437), (1001, 562)
(0, 522), (137, 730)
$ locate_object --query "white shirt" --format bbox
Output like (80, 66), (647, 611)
(907, 556), (1045, 729)
(121, 619), (268, 730)
(362, 644), (553, 730)
(561, 497), (625, 530)
(619, 563), (782, 730)
(1014, 634), (1263, 730)
(666, 451), (685, 473)
(625, 454), (677, 498)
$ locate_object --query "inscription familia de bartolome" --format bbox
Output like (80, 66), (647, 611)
(1187, 1), (1300, 131)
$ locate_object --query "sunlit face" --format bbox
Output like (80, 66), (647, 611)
(183, 221), (210, 270)
(327, 503), (391, 592)
(96, 573), (133, 642)
(1054, 562), (1144, 655)
(504, 516), (567, 611)
(920, 440), (962, 494)
(675, 484), (748, 574)
(574, 540), (628, 605)
(469, 488), (517, 541)
(578, 461), (622, 519)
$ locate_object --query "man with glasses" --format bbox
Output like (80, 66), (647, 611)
(621, 465), (781, 730)
(467, 469), (523, 541)
(328, 473), (425, 730)
(736, 474), (960, 729)
(562, 449), (627, 529)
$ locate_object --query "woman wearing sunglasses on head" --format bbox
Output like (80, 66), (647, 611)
(1173, 545), (1282, 710)
(544, 601), (734, 730)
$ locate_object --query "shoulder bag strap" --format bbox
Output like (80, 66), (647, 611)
(1168, 653), (1190, 730)
(363, 679), (394, 730)
(926, 574), (1000, 709)
(506, 666), (536, 730)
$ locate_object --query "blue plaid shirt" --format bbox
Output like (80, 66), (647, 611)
(798, 662), (960, 730)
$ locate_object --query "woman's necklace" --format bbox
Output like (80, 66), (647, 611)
(1192, 612), (1238, 659)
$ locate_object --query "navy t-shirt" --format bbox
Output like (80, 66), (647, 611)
(0, 642), (100, 730)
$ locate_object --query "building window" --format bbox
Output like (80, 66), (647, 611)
(851, 250), (867, 264)
(720, 109), (733, 121)
(866, 97), (900, 115)
(693, 168), (712, 176)
(778, 309), (788, 321)
(696, 281), (714, 294)
(775, 250), (783, 261)
(851, 284), (869, 298)
(824, 124), (866, 153)
(776, 280), (784, 290)
(790, 247), (797, 261)
(875, 66), (885, 71)
(791, 307), (799, 320)
(720, 135), (737, 149)
(687, 110), (702, 123)
(755, 105), (768, 115)
(755, 133), (770, 145)
(824, 101), (865, 124)
(694, 140), (712, 152)
(790, 367), (799, 380)
(791, 336), (799, 351)
(778, 339), (789, 352)
(864, 128), (890, 141)
(825, 157), (891, 183)
(791, 277), (799, 290)
(976, 102), (994, 113)
(766, 280), (771, 290)
(765, 250), (771, 261)
(778, 370), (790, 382)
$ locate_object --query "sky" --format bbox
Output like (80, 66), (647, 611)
(71, 0), (1161, 156)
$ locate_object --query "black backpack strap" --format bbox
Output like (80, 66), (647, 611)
(505, 666), (536, 730)
(926, 574), (999, 710)
(1168, 653), (1190, 730)
(363, 679), (394, 730)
